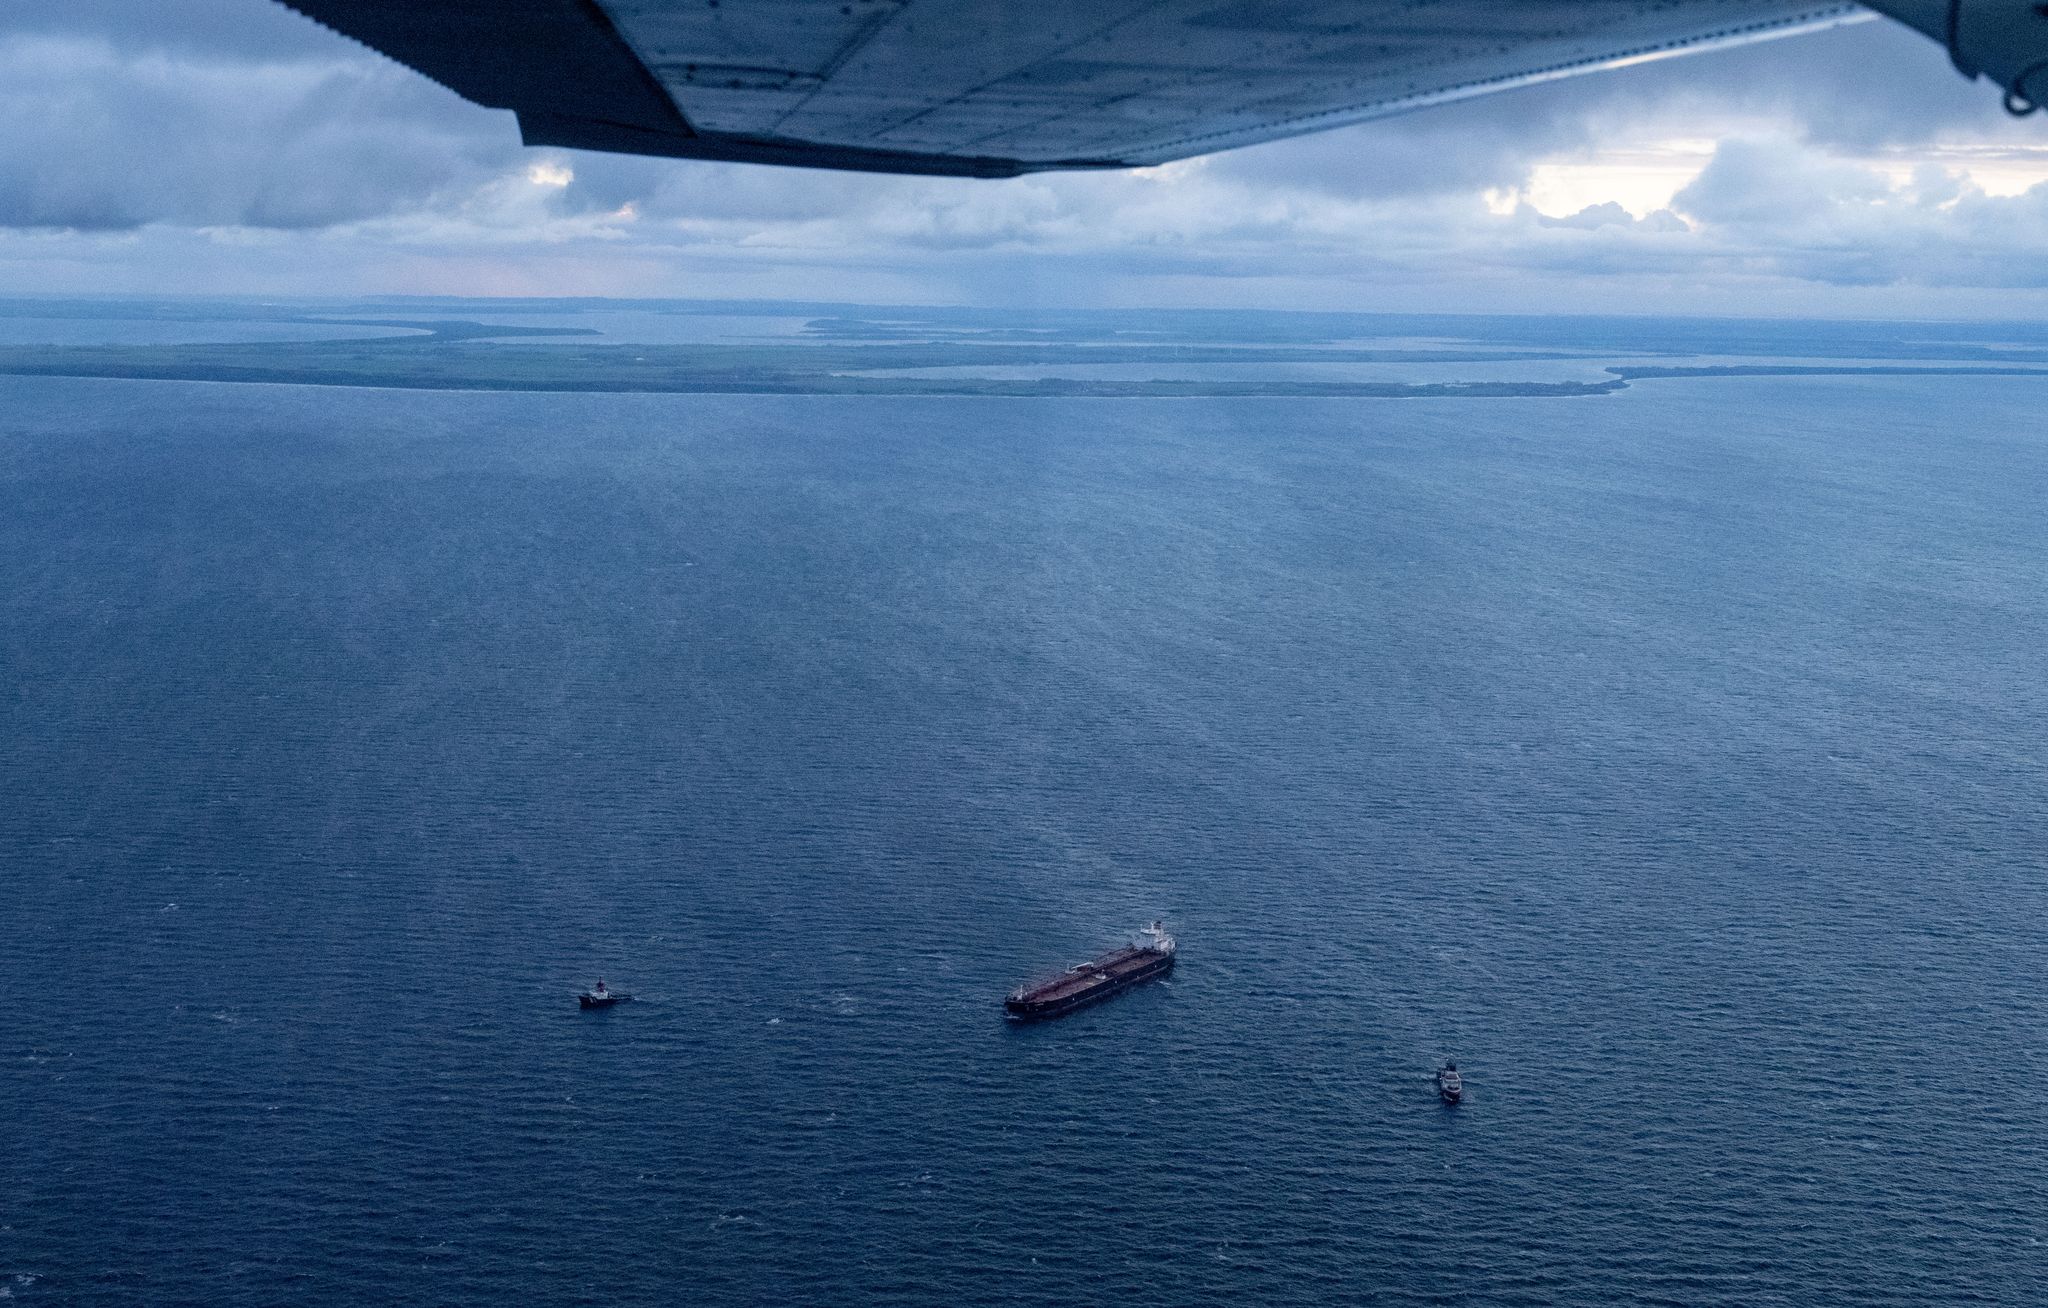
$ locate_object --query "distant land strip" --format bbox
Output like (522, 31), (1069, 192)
(1604, 364), (2048, 380)
(0, 327), (2045, 399)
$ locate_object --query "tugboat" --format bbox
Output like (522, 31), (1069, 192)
(578, 978), (626, 1009)
(1435, 1060), (1464, 1104)
(1004, 921), (1176, 1021)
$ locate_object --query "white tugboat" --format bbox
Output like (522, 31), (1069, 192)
(578, 978), (626, 1009)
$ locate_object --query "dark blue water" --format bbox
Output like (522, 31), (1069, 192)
(4, 370), (2045, 1305)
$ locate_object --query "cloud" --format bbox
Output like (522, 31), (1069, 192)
(1, 0), (344, 60)
(1203, 18), (2027, 202)
(0, 32), (517, 230)
(1204, 95), (1600, 200)
(1537, 201), (1673, 231)
(1674, 138), (1891, 226)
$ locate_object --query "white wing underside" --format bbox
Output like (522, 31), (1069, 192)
(284, 1), (1876, 176)
(604, 0), (1868, 164)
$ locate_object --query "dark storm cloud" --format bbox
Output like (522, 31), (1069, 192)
(1621, 17), (2020, 152)
(0, 0), (529, 232)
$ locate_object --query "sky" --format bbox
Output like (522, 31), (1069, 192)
(3, 0), (2048, 316)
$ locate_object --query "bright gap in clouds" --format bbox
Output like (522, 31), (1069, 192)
(1519, 142), (1718, 219)
(1501, 138), (2048, 221)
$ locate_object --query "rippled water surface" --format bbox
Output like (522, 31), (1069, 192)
(4, 369), (2046, 1305)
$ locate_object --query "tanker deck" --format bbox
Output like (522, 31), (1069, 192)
(1004, 922), (1175, 1021)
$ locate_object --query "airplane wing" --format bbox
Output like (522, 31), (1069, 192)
(279, 1), (2048, 178)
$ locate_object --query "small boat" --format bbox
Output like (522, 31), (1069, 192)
(1435, 1060), (1464, 1104)
(578, 978), (627, 1009)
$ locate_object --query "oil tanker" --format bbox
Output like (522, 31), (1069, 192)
(1004, 921), (1175, 1021)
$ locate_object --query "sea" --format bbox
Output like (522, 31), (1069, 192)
(3, 303), (2045, 1306)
